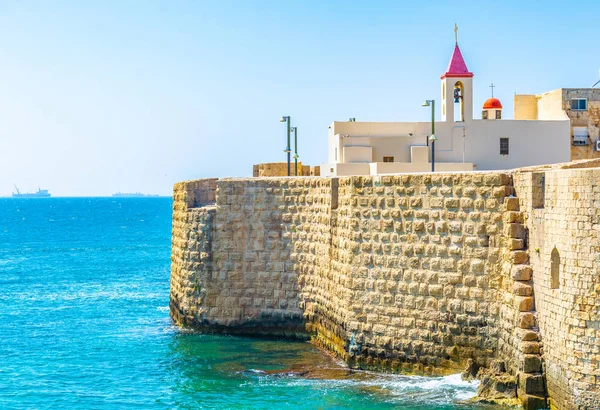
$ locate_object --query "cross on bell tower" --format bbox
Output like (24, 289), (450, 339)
(454, 23), (459, 45)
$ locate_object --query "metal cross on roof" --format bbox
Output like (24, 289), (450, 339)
(454, 23), (458, 45)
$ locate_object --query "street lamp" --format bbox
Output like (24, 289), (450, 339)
(280, 116), (291, 176)
(422, 100), (436, 172)
(290, 127), (299, 176)
(429, 134), (438, 172)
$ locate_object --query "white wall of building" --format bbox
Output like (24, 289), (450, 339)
(325, 117), (570, 175)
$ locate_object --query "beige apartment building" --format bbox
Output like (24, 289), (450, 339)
(515, 89), (600, 160)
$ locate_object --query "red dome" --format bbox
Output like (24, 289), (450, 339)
(483, 98), (503, 109)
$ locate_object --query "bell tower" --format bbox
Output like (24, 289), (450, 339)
(441, 24), (474, 122)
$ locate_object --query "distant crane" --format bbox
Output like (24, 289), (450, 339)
(13, 185), (20, 195)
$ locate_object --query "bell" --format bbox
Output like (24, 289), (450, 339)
(453, 87), (461, 103)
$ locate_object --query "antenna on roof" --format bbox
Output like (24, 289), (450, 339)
(593, 69), (600, 88)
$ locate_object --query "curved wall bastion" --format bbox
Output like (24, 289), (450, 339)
(170, 160), (600, 410)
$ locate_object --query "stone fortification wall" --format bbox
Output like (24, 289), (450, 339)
(332, 174), (512, 371)
(171, 177), (335, 337)
(513, 167), (600, 410)
(171, 163), (600, 409)
(252, 162), (320, 177)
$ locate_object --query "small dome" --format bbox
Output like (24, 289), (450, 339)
(483, 98), (503, 109)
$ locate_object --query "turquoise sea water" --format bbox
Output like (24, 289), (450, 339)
(0, 198), (492, 409)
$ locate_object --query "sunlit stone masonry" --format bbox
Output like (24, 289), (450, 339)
(170, 159), (600, 410)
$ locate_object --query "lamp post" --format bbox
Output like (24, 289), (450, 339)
(422, 100), (436, 172)
(291, 127), (299, 176)
(429, 134), (438, 172)
(279, 116), (291, 176)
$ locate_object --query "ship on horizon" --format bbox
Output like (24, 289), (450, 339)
(12, 185), (51, 198)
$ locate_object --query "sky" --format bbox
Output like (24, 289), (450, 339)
(0, 0), (599, 196)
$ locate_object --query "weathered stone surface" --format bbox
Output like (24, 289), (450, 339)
(521, 342), (540, 354)
(509, 238), (525, 250)
(171, 163), (600, 410)
(513, 281), (534, 296)
(519, 312), (537, 329)
(510, 251), (530, 264)
(519, 373), (546, 395)
(505, 197), (520, 211)
(516, 296), (535, 312)
(522, 355), (542, 373)
(512, 265), (533, 281)
(520, 394), (548, 410)
(513, 165), (600, 410)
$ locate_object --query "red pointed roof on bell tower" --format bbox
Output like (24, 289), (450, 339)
(441, 44), (473, 79)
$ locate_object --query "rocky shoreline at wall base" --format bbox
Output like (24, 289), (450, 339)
(171, 159), (600, 410)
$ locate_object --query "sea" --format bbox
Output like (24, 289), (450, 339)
(0, 197), (495, 409)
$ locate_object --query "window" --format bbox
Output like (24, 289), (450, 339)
(482, 110), (488, 120)
(571, 98), (587, 111)
(334, 147), (338, 161)
(500, 138), (509, 155)
(383, 156), (394, 163)
(573, 127), (589, 145)
(532, 172), (545, 208)
(495, 110), (502, 119)
(551, 247), (560, 289)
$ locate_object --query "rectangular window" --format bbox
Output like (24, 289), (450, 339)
(573, 127), (589, 145)
(383, 156), (394, 163)
(532, 172), (545, 208)
(482, 111), (488, 119)
(500, 138), (509, 155)
(334, 147), (338, 161)
(571, 98), (587, 110)
(495, 110), (502, 119)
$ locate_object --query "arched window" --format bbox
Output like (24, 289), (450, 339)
(551, 247), (560, 289)
(454, 81), (464, 122)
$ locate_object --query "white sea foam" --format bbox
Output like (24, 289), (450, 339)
(242, 371), (479, 405)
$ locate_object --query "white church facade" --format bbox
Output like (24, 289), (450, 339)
(324, 36), (570, 176)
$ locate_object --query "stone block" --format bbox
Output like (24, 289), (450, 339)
(521, 342), (539, 354)
(519, 312), (537, 329)
(513, 282), (533, 296)
(504, 211), (524, 223)
(491, 187), (507, 198)
(521, 355), (542, 373)
(512, 265), (533, 281)
(519, 373), (545, 395)
(510, 239), (524, 250)
(444, 198), (459, 209)
(516, 296), (535, 312)
(520, 394), (547, 410)
(460, 198), (474, 209)
(410, 197), (423, 207)
(505, 197), (520, 211)
(510, 251), (530, 264)
(507, 223), (525, 239)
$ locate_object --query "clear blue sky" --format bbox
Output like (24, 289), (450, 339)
(1, 0), (598, 196)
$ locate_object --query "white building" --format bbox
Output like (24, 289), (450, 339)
(325, 38), (570, 176)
